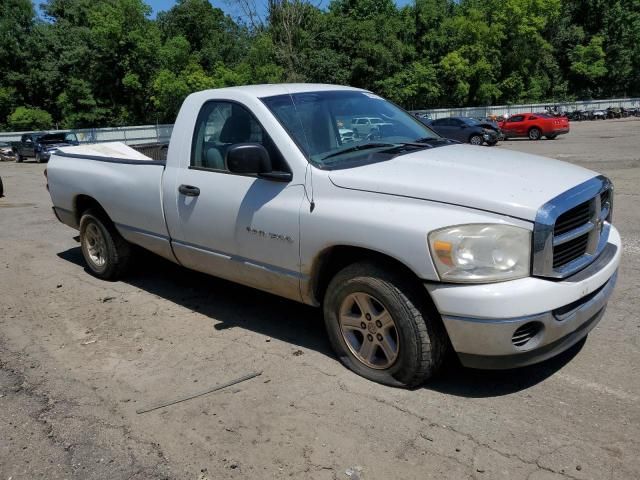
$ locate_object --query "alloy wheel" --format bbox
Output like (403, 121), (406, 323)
(84, 223), (107, 268)
(339, 292), (400, 369)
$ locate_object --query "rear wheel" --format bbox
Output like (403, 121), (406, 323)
(15, 153), (23, 163)
(79, 210), (132, 280)
(0, 176), (4, 197)
(323, 261), (448, 388)
(469, 134), (483, 145)
(546, 134), (558, 140)
(528, 127), (541, 140)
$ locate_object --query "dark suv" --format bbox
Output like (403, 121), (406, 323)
(421, 117), (499, 146)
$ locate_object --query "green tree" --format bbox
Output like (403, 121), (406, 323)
(377, 60), (441, 109)
(157, 0), (246, 72)
(7, 107), (53, 130)
(569, 35), (608, 97)
(151, 62), (216, 123)
(57, 78), (109, 128)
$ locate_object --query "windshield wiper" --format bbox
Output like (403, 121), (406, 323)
(321, 142), (396, 161)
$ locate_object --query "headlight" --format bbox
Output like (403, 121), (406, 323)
(428, 224), (531, 283)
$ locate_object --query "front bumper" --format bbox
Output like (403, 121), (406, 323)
(426, 226), (621, 369)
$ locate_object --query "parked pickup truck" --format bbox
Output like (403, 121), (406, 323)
(46, 84), (620, 387)
(14, 131), (79, 163)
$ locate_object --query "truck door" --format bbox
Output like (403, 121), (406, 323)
(163, 100), (305, 302)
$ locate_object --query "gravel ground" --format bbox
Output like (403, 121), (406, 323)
(1, 118), (639, 480)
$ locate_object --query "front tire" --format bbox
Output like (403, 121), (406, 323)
(79, 210), (132, 280)
(528, 128), (541, 140)
(15, 153), (23, 163)
(323, 261), (448, 388)
(469, 134), (483, 145)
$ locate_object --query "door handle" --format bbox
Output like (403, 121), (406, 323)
(178, 184), (200, 197)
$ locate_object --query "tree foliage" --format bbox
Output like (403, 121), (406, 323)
(8, 107), (53, 130)
(1, 0), (639, 130)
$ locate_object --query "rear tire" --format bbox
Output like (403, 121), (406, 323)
(528, 128), (541, 140)
(0, 176), (4, 197)
(15, 153), (23, 163)
(546, 134), (558, 140)
(323, 261), (448, 388)
(79, 210), (132, 280)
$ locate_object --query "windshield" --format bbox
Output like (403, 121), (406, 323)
(461, 117), (481, 126)
(262, 90), (439, 167)
(37, 132), (77, 144)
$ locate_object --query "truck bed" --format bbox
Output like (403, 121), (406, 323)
(48, 144), (174, 261)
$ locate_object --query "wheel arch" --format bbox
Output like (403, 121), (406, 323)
(307, 245), (431, 307)
(74, 194), (112, 226)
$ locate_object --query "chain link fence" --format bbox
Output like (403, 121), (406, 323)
(0, 124), (174, 145)
(411, 97), (640, 119)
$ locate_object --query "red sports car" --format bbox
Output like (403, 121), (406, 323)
(498, 113), (570, 140)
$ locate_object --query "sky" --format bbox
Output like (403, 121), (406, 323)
(145, 0), (412, 19)
(145, 0), (322, 19)
(32, 1), (412, 21)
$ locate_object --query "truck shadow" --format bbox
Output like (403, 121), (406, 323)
(58, 246), (331, 355)
(425, 340), (584, 398)
(58, 246), (583, 398)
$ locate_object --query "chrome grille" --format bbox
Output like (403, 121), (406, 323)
(532, 176), (613, 278)
(553, 233), (589, 268)
(554, 201), (591, 236)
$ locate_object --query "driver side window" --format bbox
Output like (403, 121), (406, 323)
(191, 101), (287, 172)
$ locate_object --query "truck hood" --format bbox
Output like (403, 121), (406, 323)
(328, 144), (597, 221)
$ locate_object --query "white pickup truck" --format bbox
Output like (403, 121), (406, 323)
(46, 84), (620, 387)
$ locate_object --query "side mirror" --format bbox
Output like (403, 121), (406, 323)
(226, 143), (292, 182)
(226, 143), (272, 174)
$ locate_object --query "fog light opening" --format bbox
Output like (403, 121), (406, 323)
(511, 321), (544, 350)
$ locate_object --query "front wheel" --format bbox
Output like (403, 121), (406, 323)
(15, 153), (23, 163)
(528, 128), (541, 140)
(79, 210), (132, 280)
(469, 134), (483, 145)
(323, 261), (448, 388)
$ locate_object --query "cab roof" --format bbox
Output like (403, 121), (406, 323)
(198, 83), (365, 98)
